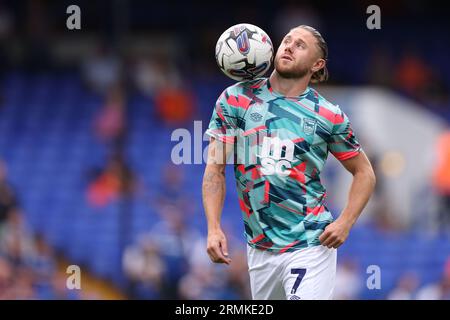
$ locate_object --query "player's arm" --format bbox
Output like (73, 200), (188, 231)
(202, 137), (233, 264)
(320, 151), (376, 248)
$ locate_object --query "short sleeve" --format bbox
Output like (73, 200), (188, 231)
(205, 89), (238, 144)
(328, 109), (362, 161)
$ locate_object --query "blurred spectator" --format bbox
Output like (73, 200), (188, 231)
(334, 258), (362, 299)
(155, 164), (192, 214)
(0, 210), (64, 299)
(131, 55), (181, 98)
(29, 234), (57, 299)
(0, 160), (18, 224)
(48, 272), (81, 300)
(416, 258), (450, 300)
(178, 246), (250, 300)
(0, 255), (14, 299)
(155, 83), (196, 126)
(87, 153), (138, 208)
(82, 44), (122, 95)
(13, 266), (35, 299)
(387, 272), (420, 300)
(0, 208), (35, 268)
(178, 236), (222, 298)
(224, 249), (252, 299)
(122, 234), (166, 299)
(149, 55), (195, 126)
(178, 263), (224, 299)
(94, 84), (127, 147)
(432, 130), (450, 229)
(123, 203), (203, 299)
(150, 205), (200, 298)
(368, 149), (399, 231)
(178, 225), (250, 300)
(394, 52), (432, 101)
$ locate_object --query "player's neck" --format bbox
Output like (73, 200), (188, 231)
(269, 71), (310, 97)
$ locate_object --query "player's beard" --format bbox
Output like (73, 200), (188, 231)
(275, 57), (310, 79)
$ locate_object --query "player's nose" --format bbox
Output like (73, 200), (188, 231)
(284, 45), (293, 54)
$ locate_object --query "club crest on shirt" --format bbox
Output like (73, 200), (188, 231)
(303, 118), (317, 136)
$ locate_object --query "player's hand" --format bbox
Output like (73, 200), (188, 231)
(319, 219), (352, 249)
(207, 229), (232, 265)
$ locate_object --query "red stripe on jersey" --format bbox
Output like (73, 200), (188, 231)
(294, 100), (315, 113)
(217, 135), (236, 144)
(317, 106), (336, 123)
(280, 240), (300, 253)
(251, 166), (261, 180)
(217, 108), (226, 122)
(274, 202), (304, 215)
(227, 94), (251, 110)
(332, 150), (360, 161)
(306, 205), (325, 216)
(263, 180), (270, 204)
(239, 198), (252, 217)
(346, 129), (354, 140)
(292, 137), (305, 143)
(294, 102), (342, 125)
(250, 80), (265, 89)
(334, 112), (345, 125)
(250, 234), (265, 244)
(289, 162), (307, 184)
(242, 125), (267, 136)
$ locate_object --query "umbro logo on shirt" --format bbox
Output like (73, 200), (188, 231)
(250, 112), (263, 122)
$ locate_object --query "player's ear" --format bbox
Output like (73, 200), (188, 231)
(311, 58), (326, 73)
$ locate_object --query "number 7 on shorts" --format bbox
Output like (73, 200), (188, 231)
(291, 268), (307, 294)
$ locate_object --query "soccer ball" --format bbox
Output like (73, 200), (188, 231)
(215, 23), (274, 81)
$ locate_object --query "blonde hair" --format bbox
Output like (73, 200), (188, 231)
(293, 25), (329, 83)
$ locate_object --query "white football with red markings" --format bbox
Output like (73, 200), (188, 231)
(215, 23), (274, 81)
